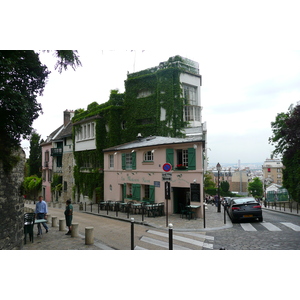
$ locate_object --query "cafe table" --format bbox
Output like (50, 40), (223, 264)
(35, 219), (48, 235)
(185, 205), (201, 220)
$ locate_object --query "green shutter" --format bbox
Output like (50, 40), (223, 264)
(166, 149), (174, 168)
(122, 154), (126, 170)
(123, 183), (127, 201)
(132, 184), (140, 201)
(132, 152), (136, 170)
(188, 148), (196, 170)
(149, 185), (155, 203)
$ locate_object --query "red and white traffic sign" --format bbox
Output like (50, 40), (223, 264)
(162, 163), (172, 172)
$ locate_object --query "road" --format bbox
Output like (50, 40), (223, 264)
(211, 209), (300, 250)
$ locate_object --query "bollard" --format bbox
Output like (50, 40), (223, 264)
(203, 204), (206, 228)
(169, 223), (173, 250)
(46, 214), (51, 224)
(131, 218), (134, 250)
(85, 227), (94, 245)
(59, 219), (65, 231)
(71, 223), (79, 237)
(52, 216), (57, 227)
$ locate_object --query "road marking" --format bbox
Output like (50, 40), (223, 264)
(281, 222), (300, 231)
(140, 236), (191, 250)
(135, 245), (147, 250)
(147, 230), (214, 249)
(183, 232), (215, 241)
(240, 223), (257, 231)
(260, 222), (282, 231)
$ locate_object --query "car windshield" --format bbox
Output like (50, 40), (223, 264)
(233, 198), (257, 205)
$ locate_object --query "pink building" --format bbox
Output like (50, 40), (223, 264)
(40, 139), (53, 202)
(103, 135), (205, 218)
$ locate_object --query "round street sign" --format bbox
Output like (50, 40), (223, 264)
(162, 163), (172, 172)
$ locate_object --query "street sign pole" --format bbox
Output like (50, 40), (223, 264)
(162, 163), (172, 227)
(165, 181), (170, 227)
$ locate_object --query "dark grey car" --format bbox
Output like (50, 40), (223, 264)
(227, 197), (263, 223)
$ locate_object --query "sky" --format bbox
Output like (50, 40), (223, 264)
(20, 49), (300, 166)
(5, 0), (298, 167)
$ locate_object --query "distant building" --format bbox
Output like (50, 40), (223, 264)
(262, 158), (283, 186)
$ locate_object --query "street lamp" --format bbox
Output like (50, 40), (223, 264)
(216, 163), (222, 213)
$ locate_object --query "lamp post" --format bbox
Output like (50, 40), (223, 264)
(216, 163), (221, 213)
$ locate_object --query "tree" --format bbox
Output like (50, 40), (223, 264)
(23, 175), (42, 202)
(28, 130), (42, 177)
(0, 50), (81, 172)
(204, 171), (217, 196)
(248, 177), (263, 198)
(269, 103), (300, 202)
(220, 181), (230, 193)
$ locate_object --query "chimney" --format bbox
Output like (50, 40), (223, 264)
(64, 110), (74, 126)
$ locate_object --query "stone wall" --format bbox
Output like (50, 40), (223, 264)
(0, 149), (25, 250)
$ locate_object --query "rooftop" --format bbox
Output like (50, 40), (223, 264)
(103, 135), (204, 152)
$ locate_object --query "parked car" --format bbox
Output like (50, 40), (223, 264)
(223, 197), (233, 209)
(227, 197), (263, 223)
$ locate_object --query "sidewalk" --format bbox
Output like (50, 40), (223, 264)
(262, 204), (300, 216)
(23, 202), (230, 250)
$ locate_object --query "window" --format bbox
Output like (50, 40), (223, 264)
(144, 151), (153, 161)
(183, 84), (197, 105)
(44, 151), (49, 163)
(166, 148), (196, 170)
(184, 106), (201, 122)
(122, 152), (136, 170)
(137, 89), (152, 98)
(144, 185), (150, 199)
(76, 122), (95, 141)
(177, 149), (188, 167)
(126, 153), (132, 169)
(109, 154), (114, 169)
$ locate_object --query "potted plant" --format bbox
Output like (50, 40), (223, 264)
(176, 164), (187, 170)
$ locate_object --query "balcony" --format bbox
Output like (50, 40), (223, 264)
(51, 148), (63, 156)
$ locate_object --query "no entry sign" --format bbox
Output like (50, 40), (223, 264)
(162, 163), (172, 172)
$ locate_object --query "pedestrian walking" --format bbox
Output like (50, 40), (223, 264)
(64, 199), (73, 235)
(35, 196), (49, 235)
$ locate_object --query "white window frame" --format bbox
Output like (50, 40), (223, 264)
(144, 151), (153, 162)
(109, 154), (114, 169)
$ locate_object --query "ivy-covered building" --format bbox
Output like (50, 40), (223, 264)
(70, 55), (206, 204)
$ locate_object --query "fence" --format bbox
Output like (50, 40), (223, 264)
(266, 189), (289, 202)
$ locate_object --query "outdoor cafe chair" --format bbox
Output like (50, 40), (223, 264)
(24, 213), (35, 244)
(179, 203), (188, 219)
(186, 206), (196, 220)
